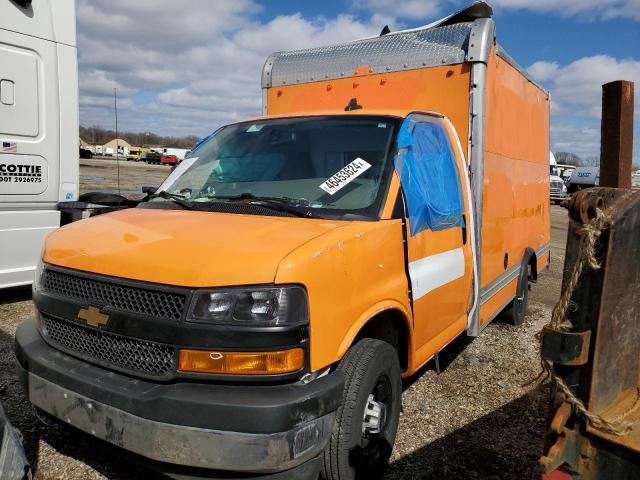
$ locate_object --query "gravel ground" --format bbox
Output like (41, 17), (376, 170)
(0, 160), (569, 479)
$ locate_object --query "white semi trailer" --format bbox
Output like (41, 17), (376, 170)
(0, 0), (79, 288)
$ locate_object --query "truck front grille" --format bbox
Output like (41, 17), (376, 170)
(42, 269), (186, 320)
(41, 314), (175, 378)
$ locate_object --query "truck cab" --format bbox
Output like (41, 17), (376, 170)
(0, 0), (78, 288)
(568, 166), (600, 194)
(16, 3), (550, 479)
(550, 153), (569, 203)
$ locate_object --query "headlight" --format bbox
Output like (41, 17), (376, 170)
(562, 184), (567, 193)
(33, 258), (45, 292)
(188, 285), (308, 326)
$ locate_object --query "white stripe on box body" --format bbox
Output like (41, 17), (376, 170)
(409, 247), (465, 301)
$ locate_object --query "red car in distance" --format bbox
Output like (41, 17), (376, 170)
(160, 154), (179, 166)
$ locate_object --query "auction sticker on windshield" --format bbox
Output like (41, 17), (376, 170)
(319, 158), (371, 195)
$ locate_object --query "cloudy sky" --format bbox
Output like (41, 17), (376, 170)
(76, 0), (640, 163)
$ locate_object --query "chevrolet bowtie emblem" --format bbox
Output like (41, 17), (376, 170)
(77, 306), (110, 328)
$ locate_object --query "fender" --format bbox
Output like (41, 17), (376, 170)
(336, 300), (413, 373)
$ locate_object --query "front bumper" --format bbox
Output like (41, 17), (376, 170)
(550, 191), (569, 201)
(15, 319), (342, 474)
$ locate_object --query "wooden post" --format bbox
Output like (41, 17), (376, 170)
(599, 80), (634, 189)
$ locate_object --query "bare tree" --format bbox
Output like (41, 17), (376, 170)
(80, 125), (200, 149)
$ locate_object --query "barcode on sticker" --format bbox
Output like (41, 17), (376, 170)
(319, 158), (371, 195)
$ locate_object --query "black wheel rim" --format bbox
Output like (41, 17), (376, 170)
(515, 277), (528, 320)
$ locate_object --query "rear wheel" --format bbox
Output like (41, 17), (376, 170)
(321, 338), (401, 480)
(504, 264), (530, 325)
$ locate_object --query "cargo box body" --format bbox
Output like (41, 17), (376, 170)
(261, 12), (550, 335)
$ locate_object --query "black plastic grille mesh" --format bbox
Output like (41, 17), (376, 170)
(42, 315), (175, 377)
(204, 202), (294, 217)
(42, 270), (186, 320)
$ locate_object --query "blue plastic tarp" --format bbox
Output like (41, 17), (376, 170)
(394, 115), (464, 236)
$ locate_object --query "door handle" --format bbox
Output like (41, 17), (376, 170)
(461, 214), (467, 244)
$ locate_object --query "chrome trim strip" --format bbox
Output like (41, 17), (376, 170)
(262, 88), (268, 116)
(261, 53), (277, 89)
(441, 115), (480, 331)
(466, 17), (495, 336)
(466, 18), (493, 64)
(479, 242), (551, 307)
(536, 242), (551, 259)
(480, 263), (521, 305)
(28, 373), (334, 473)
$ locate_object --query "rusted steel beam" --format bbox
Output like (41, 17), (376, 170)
(541, 326), (591, 366)
(599, 80), (634, 189)
(542, 188), (640, 478)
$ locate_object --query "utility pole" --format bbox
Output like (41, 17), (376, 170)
(114, 87), (121, 196)
(599, 80), (634, 188)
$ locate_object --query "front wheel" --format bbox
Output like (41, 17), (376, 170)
(321, 338), (401, 480)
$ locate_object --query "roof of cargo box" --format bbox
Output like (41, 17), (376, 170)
(262, 1), (544, 93)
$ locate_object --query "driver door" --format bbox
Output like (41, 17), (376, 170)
(395, 113), (475, 368)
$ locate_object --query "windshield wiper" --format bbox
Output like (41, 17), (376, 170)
(148, 190), (197, 210)
(207, 193), (312, 218)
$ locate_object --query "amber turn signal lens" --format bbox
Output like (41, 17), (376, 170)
(178, 348), (304, 375)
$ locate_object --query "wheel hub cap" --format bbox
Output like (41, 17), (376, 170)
(362, 394), (386, 435)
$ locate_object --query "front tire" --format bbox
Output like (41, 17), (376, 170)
(321, 338), (401, 480)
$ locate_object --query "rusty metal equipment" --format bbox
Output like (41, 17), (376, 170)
(540, 187), (640, 478)
(599, 80), (634, 189)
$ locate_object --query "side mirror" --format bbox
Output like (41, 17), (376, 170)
(142, 185), (158, 195)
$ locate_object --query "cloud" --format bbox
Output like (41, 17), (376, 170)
(76, 1), (382, 136)
(527, 61), (559, 83)
(528, 55), (640, 117)
(550, 124), (601, 159)
(529, 55), (640, 164)
(76, 1), (640, 168)
(352, 0), (442, 20)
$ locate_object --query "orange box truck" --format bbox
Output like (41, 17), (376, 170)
(16, 2), (550, 479)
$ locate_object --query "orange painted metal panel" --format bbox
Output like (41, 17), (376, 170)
(43, 209), (344, 287)
(537, 251), (551, 272)
(273, 219), (411, 372)
(485, 55), (550, 165)
(480, 52), (550, 299)
(480, 277), (517, 326)
(266, 64), (471, 157)
(481, 150), (550, 286)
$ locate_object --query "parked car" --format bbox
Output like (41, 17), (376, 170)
(79, 147), (93, 159)
(145, 151), (161, 164)
(160, 154), (179, 166)
(127, 147), (149, 161)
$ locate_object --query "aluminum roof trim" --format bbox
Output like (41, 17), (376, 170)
(495, 44), (549, 95)
(261, 2), (496, 88)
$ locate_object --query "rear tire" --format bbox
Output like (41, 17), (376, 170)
(504, 264), (530, 325)
(321, 338), (401, 480)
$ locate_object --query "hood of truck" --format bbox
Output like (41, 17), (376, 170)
(43, 208), (342, 287)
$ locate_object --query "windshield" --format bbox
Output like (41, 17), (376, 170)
(151, 116), (399, 219)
